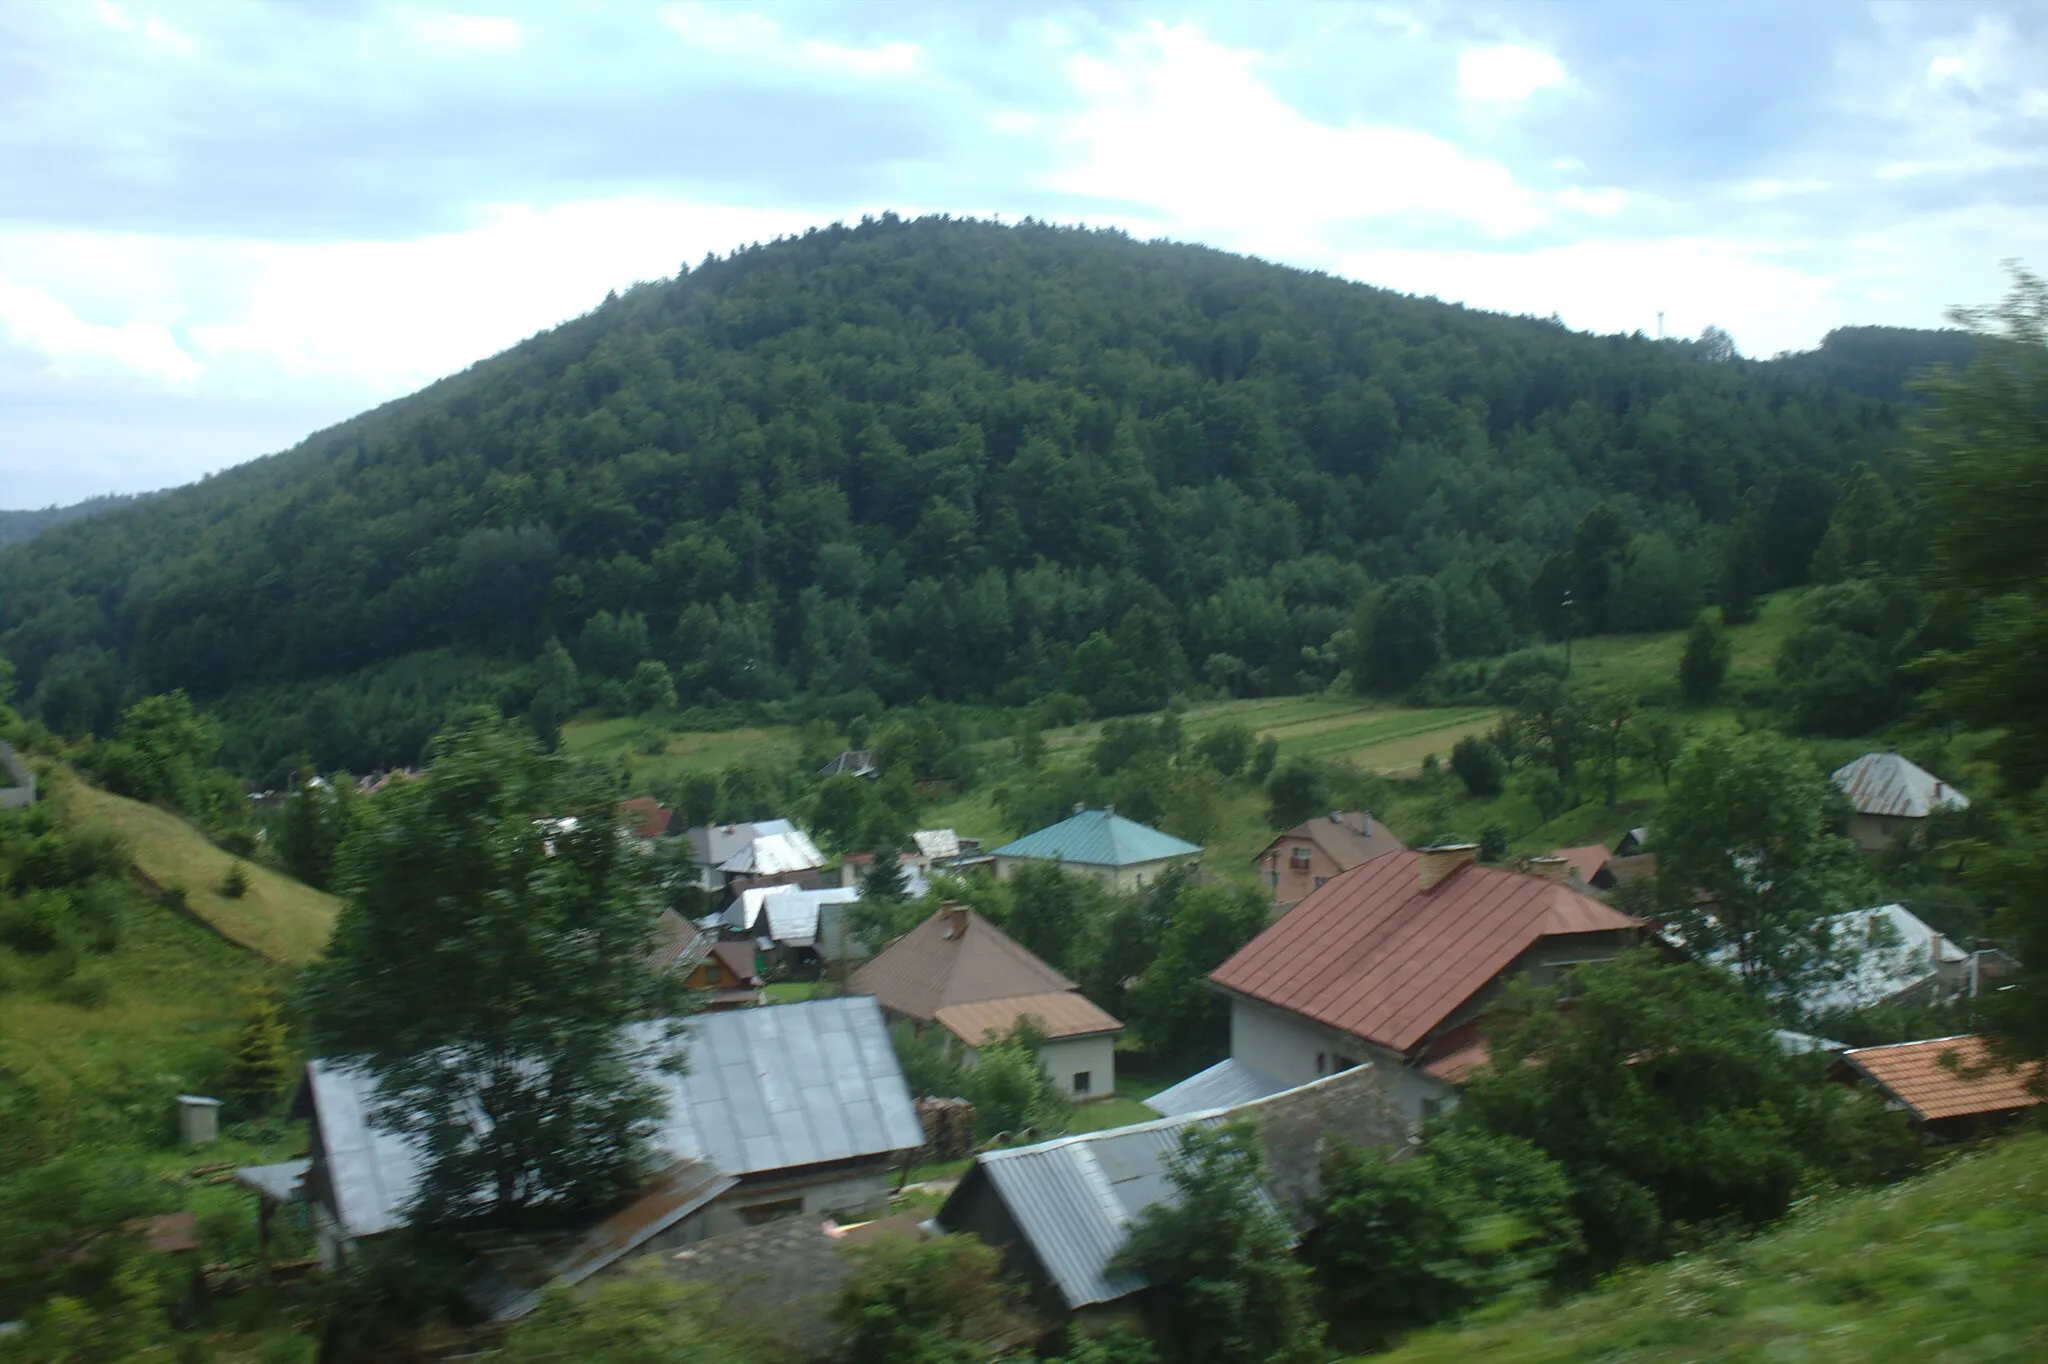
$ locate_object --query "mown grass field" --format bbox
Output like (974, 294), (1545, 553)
(64, 778), (338, 965)
(1374, 1133), (2048, 1364)
(560, 715), (805, 788)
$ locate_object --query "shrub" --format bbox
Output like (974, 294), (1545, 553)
(1450, 735), (1507, 798)
(55, 966), (111, 1010)
(220, 862), (251, 899)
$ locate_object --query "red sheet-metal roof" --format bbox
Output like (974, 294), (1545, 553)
(1210, 850), (1643, 1055)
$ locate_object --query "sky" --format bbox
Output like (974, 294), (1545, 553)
(3, 1), (2045, 507)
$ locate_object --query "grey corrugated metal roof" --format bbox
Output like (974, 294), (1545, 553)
(970, 1113), (1209, 1309)
(307, 997), (921, 1240)
(232, 1159), (310, 1203)
(731, 885), (860, 945)
(1147, 1059), (1285, 1117)
(720, 828), (826, 876)
(1830, 753), (1970, 819)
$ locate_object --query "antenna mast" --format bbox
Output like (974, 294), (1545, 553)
(1656, 310), (1665, 341)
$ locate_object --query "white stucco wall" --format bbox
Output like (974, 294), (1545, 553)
(992, 854), (1199, 893)
(1037, 1033), (1118, 1099)
(1228, 995), (1449, 1131)
(700, 1169), (896, 1237)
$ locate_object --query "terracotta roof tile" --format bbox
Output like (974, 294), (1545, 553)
(1210, 850), (1643, 1055)
(619, 797), (673, 840)
(1841, 1035), (2043, 1122)
(935, 991), (1123, 1046)
(848, 907), (1075, 1022)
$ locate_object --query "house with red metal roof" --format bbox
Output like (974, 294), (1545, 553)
(1154, 843), (1648, 1128)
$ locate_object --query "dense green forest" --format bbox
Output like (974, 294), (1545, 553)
(0, 216), (1951, 776)
(0, 494), (146, 552)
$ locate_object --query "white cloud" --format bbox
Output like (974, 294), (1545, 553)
(92, 2), (192, 54)
(1049, 22), (1552, 244)
(1457, 43), (1567, 106)
(659, 4), (919, 78)
(0, 277), (200, 383)
(402, 10), (522, 53)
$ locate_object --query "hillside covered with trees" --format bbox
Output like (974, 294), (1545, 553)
(0, 216), (1944, 776)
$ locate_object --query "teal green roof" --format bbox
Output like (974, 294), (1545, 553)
(988, 808), (1203, 868)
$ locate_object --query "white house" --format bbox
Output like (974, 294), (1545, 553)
(1154, 845), (1647, 1129)
(1831, 753), (1970, 852)
(987, 806), (1201, 893)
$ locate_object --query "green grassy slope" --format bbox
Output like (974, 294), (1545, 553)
(1375, 1134), (2048, 1363)
(64, 778), (337, 965)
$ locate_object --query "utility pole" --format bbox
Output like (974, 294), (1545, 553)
(1562, 588), (1576, 671)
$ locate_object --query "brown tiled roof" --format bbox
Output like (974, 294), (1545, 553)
(620, 797), (673, 840)
(1841, 1035), (2044, 1122)
(935, 991), (1122, 1046)
(709, 941), (763, 987)
(644, 909), (706, 971)
(1260, 811), (1406, 870)
(848, 908), (1075, 1022)
(1210, 850), (1644, 1055)
(1550, 844), (1611, 884)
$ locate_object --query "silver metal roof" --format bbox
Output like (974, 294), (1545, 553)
(1147, 1059), (1285, 1117)
(719, 828), (826, 876)
(731, 885), (860, 945)
(306, 996), (922, 1240)
(233, 1158), (311, 1203)
(1831, 753), (1970, 819)
(969, 1113), (1211, 1309)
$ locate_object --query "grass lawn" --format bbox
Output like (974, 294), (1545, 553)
(1376, 1133), (2048, 1364)
(762, 981), (820, 1003)
(1067, 1096), (1161, 1133)
(62, 776), (337, 966)
(560, 714), (805, 787)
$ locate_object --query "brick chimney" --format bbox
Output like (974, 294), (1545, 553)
(1526, 855), (1573, 884)
(939, 902), (969, 939)
(1416, 843), (1478, 892)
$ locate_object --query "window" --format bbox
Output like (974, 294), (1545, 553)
(1315, 1052), (1326, 1075)
(1420, 1097), (1445, 1124)
(739, 1197), (804, 1226)
(703, 965), (722, 986)
(1266, 871), (1280, 888)
(1072, 1071), (1092, 1096)
(1313, 876), (1328, 889)
(1290, 847), (1312, 871)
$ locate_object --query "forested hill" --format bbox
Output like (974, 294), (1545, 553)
(0, 215), (1933, 773)
(0, 493), (147, 551)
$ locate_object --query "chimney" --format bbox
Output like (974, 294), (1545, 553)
(1104, 804), (1115, 818)
(1416, 843), (1478, 892)
(1526, 855), (1573, 884)
(1073, 802), (1085, 816)
(939, 902), (969, 939)
(1929, 931), (1945, 969)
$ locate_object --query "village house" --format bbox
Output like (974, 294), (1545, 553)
(644, 909), (762, 1008)
(849, 903), (1123, 1099)
(1803, 903), (2015, 1018)
(272, 996), (923, 1279)
(726, 882), (867, 973)
(936, 1064), (1404, 1328)
(987, 805), (1202, 892)
(1831, 752), (1971, 852)
(1833, 1034), (2043, 1140)
(1153, 844), (1647, 1128)
(1541, 842), (1657, 893)
(1254, 810), (1405, 907)
(618, 796), (674, 849)
(817, 749), (880, 779)
(680, 818), (827, 900)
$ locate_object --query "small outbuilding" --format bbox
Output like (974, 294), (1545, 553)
(1830, 753), (1970, 852)
(1833, 1034), (2043, 1140)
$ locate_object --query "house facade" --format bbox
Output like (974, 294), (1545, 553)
(681, 819), (828, 899)
(849, 902), (1123, 1099)
(1831, 752), (1971, 852)
(1161, 845), (1646, 1129)
(988, 806), (1202, 893)
(1255, 810), (1405, 907)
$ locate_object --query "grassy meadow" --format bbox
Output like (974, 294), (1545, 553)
(64, 777), (338, 965)
(1373, 1133), (2048, 1364)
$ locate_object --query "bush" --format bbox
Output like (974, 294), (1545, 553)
(1486, 649), (1571, 704)
(220, 862), (250, 899)
(55, 966), (111, 1010)
(1450, 735), (1507, 798)
(1678, 612), (1732, 706)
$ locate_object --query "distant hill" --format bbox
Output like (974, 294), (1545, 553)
(0, 493), (144, 551)
(1766, 325), (1981, 401)
(0, 215), (1902, 775)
